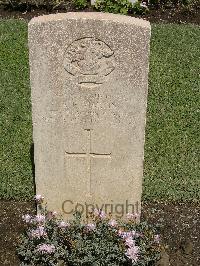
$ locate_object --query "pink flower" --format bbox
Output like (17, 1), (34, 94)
(37, 244), (55, 254)
(99, 210), (106, 219)
(136, 232), (144, 238)
(135, 212), (140, 218)
(140, 2), (148, 8)
(58, 221), (70, 229)
(154, 234), (161, 244)
(125, 245), (140, 263)
(126, 213), (135, 219)
(118, 229), (123, 236)
(121, 231), (131, 239)
(34, 214), (45, 224)
(34, 195), (44, 203)
(46, 211), (57, 220)
(121, 231), (136, 239)
(37, 226), (46, 237)
(131, 230), (136, 237)
(108, 219), (118, 227)
(22, 214), (32, 223)
(126, 212), (140, 220)
(93, 209), (106, 219)
(85, 223), (96, 231)
(29, 226), (47, 239)
(93, 208), (100, 216)
(125, 237), (135, 247)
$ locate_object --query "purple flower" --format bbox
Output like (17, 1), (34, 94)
(58, 221), (70, 229)
(154, 234), (161, 244)
(34, 214), (45, 224)
(108, 219), (118, 227)
(125, 245), (140, 264)
(37, 244), (55, 254)
(34, 195), (44, 203)
(22, 214), (32, 223)
(85, 223), (96, 231)
(29, 226), (47, 239)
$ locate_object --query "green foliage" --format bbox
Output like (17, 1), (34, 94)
(1, 0), (199, 11)
(148, 0), (199, 7)
(94, 0), (133, 14)
(94, 0), (148, 15)
(132, 1), (149, 14)
(73, 0), (88, 9)
(0, 0), (61, 9)
(17, 198), (162, 265)
(0, 0), (87, 10)
(182, 0), (200, 11)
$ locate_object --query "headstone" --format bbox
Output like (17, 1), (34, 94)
(29, 12), (151, 219)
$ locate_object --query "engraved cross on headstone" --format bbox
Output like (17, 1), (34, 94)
(65, 129), (111, 195)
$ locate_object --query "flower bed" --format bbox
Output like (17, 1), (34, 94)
(17, 195), (163, 265)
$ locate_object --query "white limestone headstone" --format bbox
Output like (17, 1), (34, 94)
(29, 12), (151, 219)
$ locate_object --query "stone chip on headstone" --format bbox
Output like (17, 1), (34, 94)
(29, 12), (151, 219)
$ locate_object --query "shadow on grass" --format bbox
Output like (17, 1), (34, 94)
(30, 143), (36, 196)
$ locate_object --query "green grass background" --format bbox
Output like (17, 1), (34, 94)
(143, 24), (200, 201)
(0, 20), (199, 201)
(0, 20), (33, 199)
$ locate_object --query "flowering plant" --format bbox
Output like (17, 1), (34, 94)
(94, 0), (148, 15)
(17, 196), (163, 265)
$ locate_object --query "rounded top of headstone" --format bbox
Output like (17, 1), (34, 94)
(29, 12), (150, 29)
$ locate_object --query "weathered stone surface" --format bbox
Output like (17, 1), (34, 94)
(29, 12), (151, 219)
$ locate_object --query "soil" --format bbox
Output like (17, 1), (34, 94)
(0, 200), (199, 265)
(0, 4), (200, 24)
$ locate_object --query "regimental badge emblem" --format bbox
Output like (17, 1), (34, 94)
(64, 37), (115, 87)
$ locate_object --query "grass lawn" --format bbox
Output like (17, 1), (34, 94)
(143, 24), (200, 201)
(0, 20), (33, 199)
(0, 19), (199, 201)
